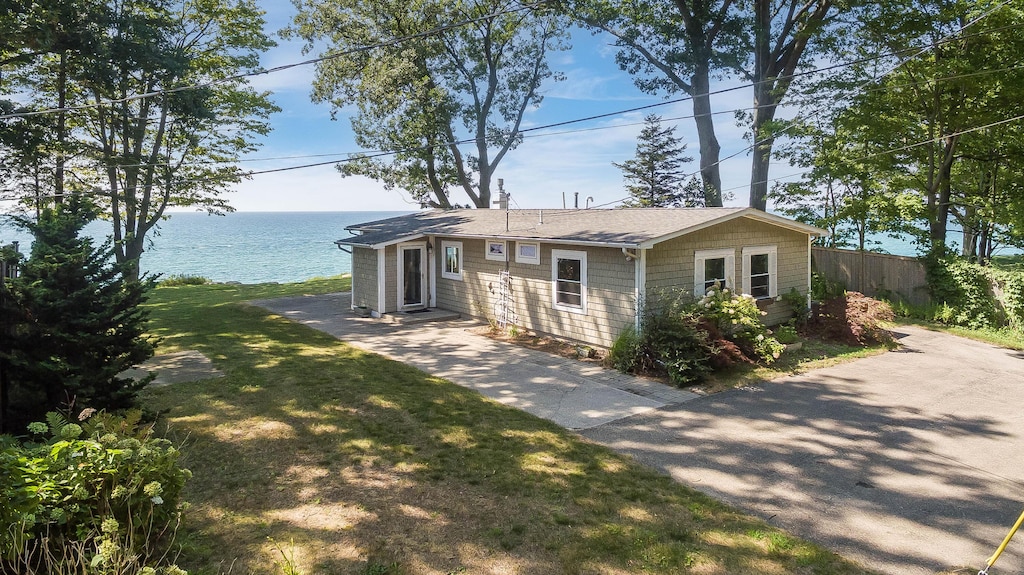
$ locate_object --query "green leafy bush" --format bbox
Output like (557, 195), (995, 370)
(608, 325), (641, 374)
(609, 290), (712, 386)
(774, 324), (799, 345)
(609, 286), (787, 385)
(810, 271), (845, 301)
(1, 410), (191, 573)
(924, 255), (1024, 330)
(697, 286), (784, 363)
(159, 275), (211, 287)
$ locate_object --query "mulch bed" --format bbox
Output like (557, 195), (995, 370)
(802, 291), (896, 346)
(468, 326), (608, 363)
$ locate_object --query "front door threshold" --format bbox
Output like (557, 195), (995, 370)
(380, 309), (461, 325)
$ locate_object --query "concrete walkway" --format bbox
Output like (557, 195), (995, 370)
(253, 292), (698, 430)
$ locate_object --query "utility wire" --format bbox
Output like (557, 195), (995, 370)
(0, 2), (543, 120)
(71, 58), (1024, 173)
(683, 0), (1013, 183)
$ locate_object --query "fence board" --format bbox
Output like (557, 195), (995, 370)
(811, 247), (930, 306)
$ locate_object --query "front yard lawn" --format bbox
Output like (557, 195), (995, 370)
(143, 278), (875, 575)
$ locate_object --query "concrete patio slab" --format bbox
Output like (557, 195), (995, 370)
(124, 350), (223, 386)
(251, 292), (698, 430)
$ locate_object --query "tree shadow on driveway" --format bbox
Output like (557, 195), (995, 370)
(582, 364), (1024, 575)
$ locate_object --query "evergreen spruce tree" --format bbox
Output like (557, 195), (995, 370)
(615, 114), (703, 208)
(2, 197), (155, 426)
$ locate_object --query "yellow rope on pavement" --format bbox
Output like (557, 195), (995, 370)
(979, 507), (1024, 575)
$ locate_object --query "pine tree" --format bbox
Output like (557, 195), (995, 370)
(2, 197), (155, 426)
(615, 114), (703, 208)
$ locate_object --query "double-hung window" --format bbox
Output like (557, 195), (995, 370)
(551, 249), (587, 313)
(693, 248), (735, 296)
(742, 246), (778, 298)
(441, 241), (463, 281)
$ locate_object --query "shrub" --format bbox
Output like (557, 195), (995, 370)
(697, 286), (784, 364)
(806, 292), (894, 346)
(608, 325), (641, 373)
(774, 324), (799, 345)
(810, 271), (845, 301)
(0, 409), (191, 573)
(609, 290), (713, 386)
(924, 254), (999, 329)
(160, 275), (210, 287)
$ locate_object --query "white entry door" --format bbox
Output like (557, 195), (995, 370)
(398, 243), (427, 309)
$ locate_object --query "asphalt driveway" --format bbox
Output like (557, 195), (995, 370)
(256, 293), (1024, 575)
(583, 326), (1024, 575)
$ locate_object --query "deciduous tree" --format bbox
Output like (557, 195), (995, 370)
(0, 0), (278, 279)
(287, 0), (568, 209)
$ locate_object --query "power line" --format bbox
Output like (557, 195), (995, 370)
(675, 0), (1013, 184)
(0, 2), (543, 121)
(66, 57), (1024, 174)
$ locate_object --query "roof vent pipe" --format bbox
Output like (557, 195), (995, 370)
(538, 210), (543, 224)
(574, 191), (579, 209)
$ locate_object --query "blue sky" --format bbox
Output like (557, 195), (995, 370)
(229, 0), (775, 212)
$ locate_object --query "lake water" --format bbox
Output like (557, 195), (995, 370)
(0, 210), (975, 284)
(0, 211), (409, 284)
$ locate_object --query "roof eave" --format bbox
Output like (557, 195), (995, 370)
(335, 233), (427, 250)
(637, 208), (827, 248)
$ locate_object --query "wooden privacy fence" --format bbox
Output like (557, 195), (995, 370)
(811, 247), (931, 307)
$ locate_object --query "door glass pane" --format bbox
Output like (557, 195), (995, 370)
(403, 248), (422, 305)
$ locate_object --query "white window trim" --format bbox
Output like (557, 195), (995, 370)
(515, 241), (541, 265)
(440, 240), (463, 281)
(551, 249), (588, 314)
(694, 248), (735, 296)
(485, 240), (507, 262)
(742, 245), (778, 299)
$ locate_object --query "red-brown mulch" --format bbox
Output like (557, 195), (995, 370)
(803, 291), (895, 346)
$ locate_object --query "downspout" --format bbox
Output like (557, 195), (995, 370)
(624, 247), (645, 332)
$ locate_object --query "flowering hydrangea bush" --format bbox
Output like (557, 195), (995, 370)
(1, 410), (191, 573)
(697, 285), (784, 363)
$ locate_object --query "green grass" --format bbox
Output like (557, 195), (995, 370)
(895, 317), (1024, 350)
(697, 338), (890, 394)
(141, 277), (876, 575)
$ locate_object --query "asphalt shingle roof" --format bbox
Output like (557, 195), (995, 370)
(336, 207), (824, 249)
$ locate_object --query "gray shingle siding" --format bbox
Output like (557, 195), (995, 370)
(433, 237), (635, 347)
(646, 218), (808, 325)
(352, 247), (378, 310)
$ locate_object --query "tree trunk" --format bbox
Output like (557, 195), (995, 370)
(691, 66), (722, 206)
(55, 51), (68, 205)
(748, 0), (773, 212)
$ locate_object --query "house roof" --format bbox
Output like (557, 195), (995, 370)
(335, 207), (826, 250)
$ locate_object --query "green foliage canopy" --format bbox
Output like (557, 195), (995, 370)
(1, 197), (156, 428)
(287, 0), (568, 209)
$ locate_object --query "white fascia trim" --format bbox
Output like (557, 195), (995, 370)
(638, 208), (827, 249)
(635, 248), (646, 331)
(428, 236), (437, 307)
